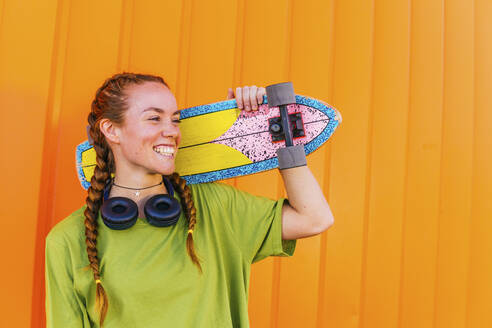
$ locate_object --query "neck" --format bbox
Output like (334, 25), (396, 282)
(113, 170), (164, 188)
(109, 172), (169, 218)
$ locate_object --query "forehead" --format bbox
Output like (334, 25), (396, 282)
(125, 81), (177, 114)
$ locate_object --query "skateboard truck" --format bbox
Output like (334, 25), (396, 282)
(266, 82), (307, 169)
(268, 113), (305, 142)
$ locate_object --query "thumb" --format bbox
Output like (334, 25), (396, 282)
(227, 88), (235, 99)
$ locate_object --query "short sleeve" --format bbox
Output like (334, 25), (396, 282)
(200, 183), (296, 264)
(248, 196), (297, 263)
(45, 234), (89, 327)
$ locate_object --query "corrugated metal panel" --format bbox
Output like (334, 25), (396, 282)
(0, 0), (490, 327)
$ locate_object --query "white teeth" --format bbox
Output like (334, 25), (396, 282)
(153, 146), (175, 156)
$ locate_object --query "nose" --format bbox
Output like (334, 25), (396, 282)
(161, 119), (180, 138)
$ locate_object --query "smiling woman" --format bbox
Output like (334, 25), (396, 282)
(44, 72), (333, 328)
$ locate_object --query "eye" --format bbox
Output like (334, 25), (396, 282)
(149, 116), (160, 121)
(172, 118), (181, 124)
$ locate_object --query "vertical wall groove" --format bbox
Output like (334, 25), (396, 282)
(31, 0), (71, 326)
(358, 0), (377, 326)
(175, 0), (193, 105)
(465, 0), (492, 325)
(182, 0), (195, 107)
(432, 1), (446, 327)
(464, 0), (476, 325)
(316, 0), (337, 326)
(0, 0), (5, 42)
(270, 258), (281, 328)
(433, 0), (446, 325)
(232, 0), (244, 88)
(116, 0), (135, 72)
(434, 0), (475, 325)
(231, 0), (245, 189)
(397, 0), (413, 327)
(285, 0), (294, 79)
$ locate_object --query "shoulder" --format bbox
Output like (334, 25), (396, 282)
(46, 205), (87, 247)
(188, 181), (252, 205)
(189, 181), (237, 198)
(188, 181), (274, 208)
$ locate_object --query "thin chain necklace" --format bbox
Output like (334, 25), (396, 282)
(112, 180), (163, 198)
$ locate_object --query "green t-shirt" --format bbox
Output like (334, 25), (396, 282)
(45, 182), (296, 327)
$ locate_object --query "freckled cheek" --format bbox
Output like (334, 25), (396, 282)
(133, 148), (142, 157)
(129, 135), (154, 157)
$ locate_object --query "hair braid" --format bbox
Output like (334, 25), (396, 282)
(83, 110), (111, 326)
(169, 173), (202, 273)
(82, 72), (197, 326)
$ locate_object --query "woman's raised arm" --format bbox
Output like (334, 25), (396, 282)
(229, 85), (334, 240)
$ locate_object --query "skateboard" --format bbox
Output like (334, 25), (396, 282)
(75, 83), (342, 189)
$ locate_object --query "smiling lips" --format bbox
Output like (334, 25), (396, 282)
(153, 145), (176, 158)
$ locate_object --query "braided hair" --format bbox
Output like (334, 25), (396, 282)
(84, 72), (201, 327)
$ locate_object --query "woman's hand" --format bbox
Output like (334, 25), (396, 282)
(227, 86), (266, 111)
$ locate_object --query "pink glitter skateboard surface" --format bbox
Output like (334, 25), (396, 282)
(212, 103), (328, 163)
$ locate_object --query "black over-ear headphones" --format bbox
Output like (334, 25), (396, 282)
(100, 176), (182, 230)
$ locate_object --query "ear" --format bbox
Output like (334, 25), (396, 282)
(99, 118), (120, 144)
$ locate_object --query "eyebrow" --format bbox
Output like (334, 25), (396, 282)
(142, 107), (181, 115)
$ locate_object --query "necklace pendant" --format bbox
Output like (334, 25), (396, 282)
(135, 191), (140, 197)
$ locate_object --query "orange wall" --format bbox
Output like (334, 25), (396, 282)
(0, 0), (491, 327)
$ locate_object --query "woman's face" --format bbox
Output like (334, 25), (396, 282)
(113, 81), (181, 176)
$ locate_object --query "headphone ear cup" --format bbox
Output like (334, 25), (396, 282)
(144, 194), (182, 227)
(101, 197), (139, 230)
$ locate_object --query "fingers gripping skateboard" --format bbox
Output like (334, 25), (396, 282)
(266, 82), (307, 170)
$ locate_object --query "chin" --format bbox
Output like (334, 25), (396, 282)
(153, 164), (176, 176)
(149, 154), (177, 176)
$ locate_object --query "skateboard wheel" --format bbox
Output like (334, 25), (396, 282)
(266, 82), (296, 107)
(277, 144), (307, 170)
